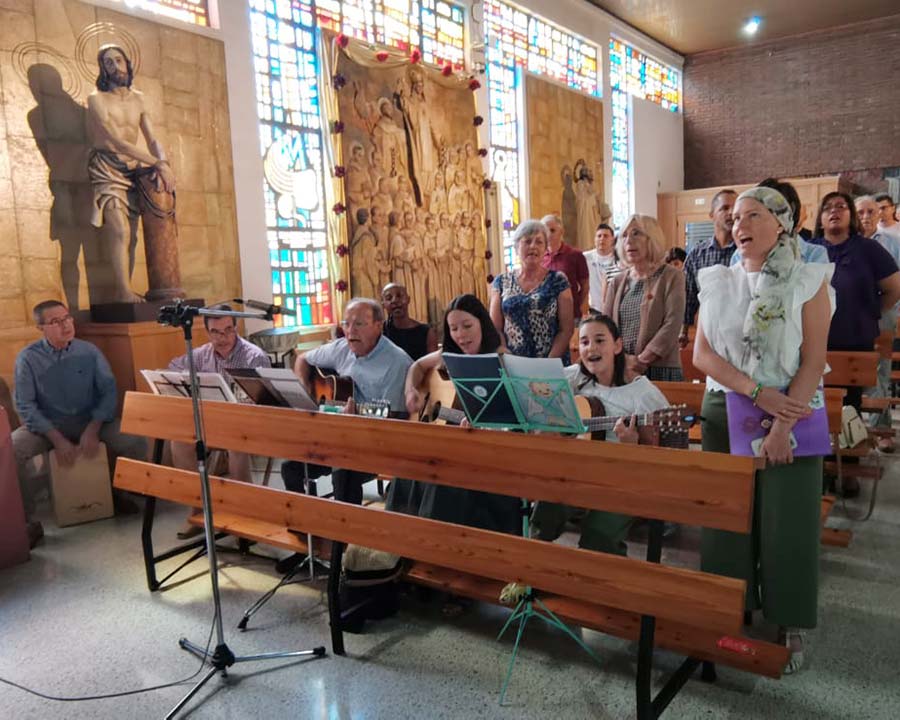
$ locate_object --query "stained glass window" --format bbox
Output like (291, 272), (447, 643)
(609, 36), (680, 228)
(316, 0), (465, 69)
(483, 0), (600, 268)
(107, 0), (212, 27)
(250, 0), (465, 326)
(251, 0), (333, 327)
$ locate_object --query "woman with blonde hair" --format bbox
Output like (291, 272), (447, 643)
(602, 214), (685, 380)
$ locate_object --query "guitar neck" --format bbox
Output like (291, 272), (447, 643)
(581, 411), (656, 433)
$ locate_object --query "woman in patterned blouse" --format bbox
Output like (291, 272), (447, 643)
(489, 220), (574, 358)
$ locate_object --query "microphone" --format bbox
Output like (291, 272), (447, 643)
(232, 298), (297, 317)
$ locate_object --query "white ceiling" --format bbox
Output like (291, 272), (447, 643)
(585, 0), (900, 55)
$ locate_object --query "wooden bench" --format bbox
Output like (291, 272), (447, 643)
(115, 392), (789, 718)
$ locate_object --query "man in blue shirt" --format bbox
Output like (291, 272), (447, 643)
(13, 300), (147, 543)
(679, 189), (737, 347)
(292, 297), (412, 506)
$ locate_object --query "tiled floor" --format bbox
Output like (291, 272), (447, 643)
(1, 458), (899, 719)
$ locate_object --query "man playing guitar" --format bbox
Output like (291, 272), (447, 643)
(293, 297), (412, 504)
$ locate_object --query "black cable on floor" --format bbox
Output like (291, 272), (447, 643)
(0, 608), (217, 702)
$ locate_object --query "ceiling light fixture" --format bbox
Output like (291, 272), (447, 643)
(743, 16), (761, 36)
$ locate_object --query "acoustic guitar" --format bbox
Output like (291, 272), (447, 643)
(415, 366), (459, 424)
(309, 366), (391, 418)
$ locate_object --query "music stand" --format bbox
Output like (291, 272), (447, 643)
(156, 301), (325, 719)
(227, 369), (329, 631)
(441, 353), (600, 704)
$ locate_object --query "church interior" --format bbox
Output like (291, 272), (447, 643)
(2, 0), (900, 718)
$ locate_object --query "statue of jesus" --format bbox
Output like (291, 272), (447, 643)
(86, 44), (177, 303)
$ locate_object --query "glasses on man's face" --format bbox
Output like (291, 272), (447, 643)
(42, 315), (74, 328)
(341, 319), (372, 330)
(822, 203), (849, 213)
(208, 327), (236, 339)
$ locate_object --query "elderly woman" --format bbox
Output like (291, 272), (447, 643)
(490, 220), (574, 359)
(694, 187), (834, 674)
(602, 215), (685, 381)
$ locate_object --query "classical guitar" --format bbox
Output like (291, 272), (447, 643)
(428, 398), (695, 447)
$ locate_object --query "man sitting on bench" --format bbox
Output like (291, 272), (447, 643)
(12, 300), (148, 546)
(168, 302), (271, 539)
(292, 297), (412, 505)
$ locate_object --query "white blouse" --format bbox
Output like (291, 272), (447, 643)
(697, 261), (835, 392)
(564, 366), (669, 442)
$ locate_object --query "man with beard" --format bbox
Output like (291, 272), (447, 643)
(382, 283), (437, 361)
(86, 44), (175, 302)
(679, 189), (737, 348)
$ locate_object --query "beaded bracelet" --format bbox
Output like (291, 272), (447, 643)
(750, 382), (763, 405)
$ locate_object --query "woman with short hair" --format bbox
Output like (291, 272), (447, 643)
(489, 220), (574, 359)
(602, 214), (685, 381)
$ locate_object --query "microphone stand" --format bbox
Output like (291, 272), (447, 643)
(158, 301), (324, 719)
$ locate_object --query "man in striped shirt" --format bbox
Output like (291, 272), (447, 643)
(678, 189), (738, 348)
(168, 303), (270, 538)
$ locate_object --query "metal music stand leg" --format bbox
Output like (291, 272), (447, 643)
(158, 302), (327, 720)
(236, 463), (329, 631)
(495, 498), (602, 705)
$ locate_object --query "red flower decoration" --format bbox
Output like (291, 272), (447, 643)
(376, 51), (389, 62)
(441, 63), (453, 77)
(473, 115), (484, 127)
(332, 120), (345, 134)
(336, 280), (348, 292)
(336, 244), (349, 257)
(410, 49), (421, 64)
(332, 202), (346, 215)
(478, 147), (488, 157)
(486, 274), (495, 283)
(468, 79), (481, 91)
(482, 179), (492, 189)
(484, 250), (493, 260)
(332, 74), (347, 90)
(333, 165), (346, 178)
(336, 33), (349, 49)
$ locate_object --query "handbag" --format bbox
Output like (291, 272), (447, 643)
(725, 388), (832, 457)
(838, 405), (869, 449)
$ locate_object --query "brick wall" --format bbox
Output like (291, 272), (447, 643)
(683, 15), (900, 189)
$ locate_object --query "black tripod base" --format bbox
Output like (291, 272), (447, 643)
(166, 637), (326, 719)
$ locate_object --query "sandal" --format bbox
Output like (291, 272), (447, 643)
(779, 627), (805, 674)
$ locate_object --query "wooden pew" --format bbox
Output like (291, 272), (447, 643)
(115, 392), (789, 717)
(656, 381), (850, 548)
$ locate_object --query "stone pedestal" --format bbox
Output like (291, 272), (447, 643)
(76, 321), (209, 415)
(89, 298), (204, 324)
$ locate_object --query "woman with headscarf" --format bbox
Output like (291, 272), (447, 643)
(693, 187), (835, 674)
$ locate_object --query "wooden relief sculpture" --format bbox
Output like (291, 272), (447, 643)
(338, 53), (487, 323)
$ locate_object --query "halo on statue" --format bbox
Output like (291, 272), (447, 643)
(75, 22), (142, 82)
(11, 42), (82, 99)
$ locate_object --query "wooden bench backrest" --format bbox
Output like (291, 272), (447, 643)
(114, 459), (746, 636)
(121, 392), (757, 533)
(656, 381), (846, 435)
(824, 351), (879, 388)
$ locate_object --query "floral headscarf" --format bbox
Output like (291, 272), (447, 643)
(737, 187), (802, 371)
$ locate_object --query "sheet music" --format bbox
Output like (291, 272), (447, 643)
(140, 369), (236, 403)
(257, 368), (318, 410)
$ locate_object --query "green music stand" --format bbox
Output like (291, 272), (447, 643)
(441, 353), (600, 704)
